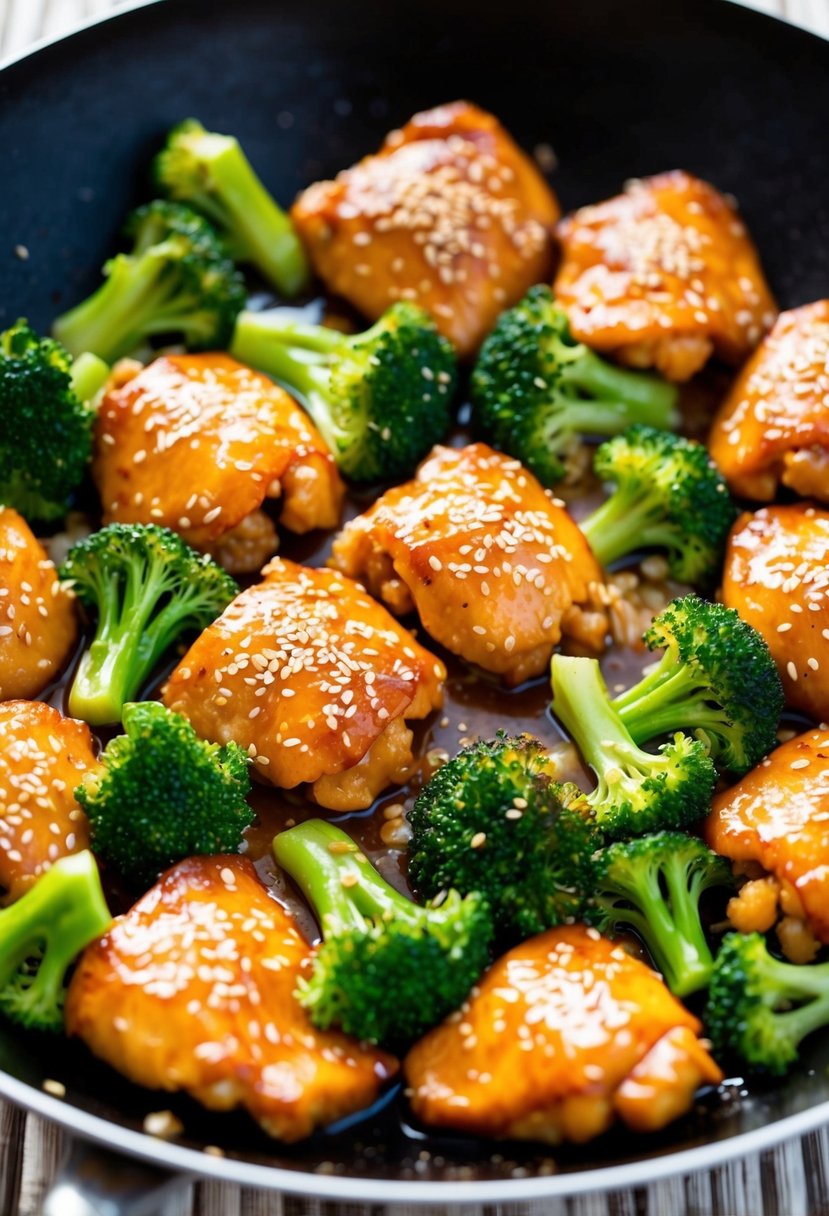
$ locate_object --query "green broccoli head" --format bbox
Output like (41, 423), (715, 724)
(579, 425), (738, 586)
(550, 654), (717, 839)
(60, 522), (239, 726)
(154, 118), (309, 297)
(0, 320), (95, 522)
(706, 932), (829, 1077)
(614, 595), (785, 775)
(230, 302), (458, 482)
(471, 285), (678, 485)
(407, 734), (597, 943)
(52, 200), (246, 364)
(76, 701), (253, 889)
(590, 832), (733, 996)
(0, 851), (111, 1032)
(272, 819), (492, 1048)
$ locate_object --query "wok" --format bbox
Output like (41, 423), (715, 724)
(1, 0), (829, 1210)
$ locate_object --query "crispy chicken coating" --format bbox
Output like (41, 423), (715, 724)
(0, 700), (94, 905)
(93, 354), (344, 573)
(722, 504), (829, 721)
(65, 855), (397, 1141)
(705, 729), (829, 962)
(554, 171), (776, 381)
(163, 557), (445, 811)
(709, 301), (829, 502)
(0, 507), (77, 699)
(331, 444), (607, 686)
(291, 101), (560, 357)
(405, 925), (722, 1143)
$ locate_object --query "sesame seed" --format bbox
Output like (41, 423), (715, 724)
(470, 832), (487, 849)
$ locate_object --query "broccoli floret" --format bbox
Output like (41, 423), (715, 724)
(0, 851), (111, 1032)
(579, 425), (738, 587)
(407, 734), (597, 943)
(550, 654), (717, 839)
(230, 303), (457, 482)
(154, 119), (309, 298)
(76, 701), (253, 888)
(590, 832), (733, 997)
(471, 286), (679, 485)
(706, 932), (829, 1076)
(0, 320), (108, 522)
(60, 522), (238, 726)
(613, 595), (784, 775)
(52, 200), (246, 363)
(272, 819), (492, 1047)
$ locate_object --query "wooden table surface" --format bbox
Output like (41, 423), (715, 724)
(1, 0), (828, 1211)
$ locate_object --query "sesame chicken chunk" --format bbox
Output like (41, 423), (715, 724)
(709, 301), (829, 502)
(163, 557), (445, 811)
(722, 504), (829, 721)
(0, 700), (95, 904)
(65, 855), (397, 1142)
(331, 444), (607, 686)
(404, 925), (722, 1143)
(555, 171), (776, 381)
(291, 101), (560, 358)
(93, 353), (344, 572)
(0, 507), (77, 700)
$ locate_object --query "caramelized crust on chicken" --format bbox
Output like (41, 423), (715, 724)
(554, 171), (776, 381)
(0, 700), (94, 904)
(163, 557), (445, 810)
(93, 354), (344, 572)
(709, 301), (829, 502)
(291, 101), (560, 357)
(722, 504), (829, 720)
(405, 925), (722, 1143)
(331, 444), (607, 686)
(65, 855), (397, 1141)
(705, 729), (829, 959)
(0, 508), (77, 699)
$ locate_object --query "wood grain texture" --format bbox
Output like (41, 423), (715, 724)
(0, 0), (827, 1211)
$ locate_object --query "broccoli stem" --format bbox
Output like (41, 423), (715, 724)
(69, 352), (110, 405)
(579, 481), (675, 568)
(765, 957), (829, 1045)
(551, 655), (633, 777)
(613, 657), (728, 743)
(560, 349), (678, 427)
(53, 252), (170, 362)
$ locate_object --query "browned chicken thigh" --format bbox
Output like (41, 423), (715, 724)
(554, 171), (776, 381)
(405, 925), (722, 1143)
(163, 557), (445, 811)
(93, 354), (344, 573)
(291, 101), (560, 357)
(709, 301), (829, 501)
(0, 700), (94, 904)
(722, 504), (829, 721)
(0, 507), (77, 699)
(65, 855), (397, 1141)
(331, 444), (607, 685)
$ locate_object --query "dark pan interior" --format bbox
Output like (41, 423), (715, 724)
(1, 0), (829, 1191)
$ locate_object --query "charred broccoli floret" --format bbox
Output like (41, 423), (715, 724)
(52, 200), (246, 363)
(272, 819), (492, 1048)
(60, 522), (238, 726)
(471, 286), (678, 485)
(613, 595), (784, 775)
(75, 701), (252, 889)
(230, 302), (457, 482)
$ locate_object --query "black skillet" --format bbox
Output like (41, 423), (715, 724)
(1, 0), (829, 1210)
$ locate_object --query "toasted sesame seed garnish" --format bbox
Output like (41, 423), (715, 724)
(143, 1110), (184, 1139)
(470, 832), (487, 849)
(42, 1079), (66, 1098)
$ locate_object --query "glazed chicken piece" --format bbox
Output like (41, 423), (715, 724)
(705, 729), (829, 965)
(709, 301), (829, 502)
(405, 924), (722, 1143)
(0, 507), (77, 699)
(65, 855), (397, 1141)
(722, 504), (829, 721)
(291, 101), (560, 358)
(0, 700), (94, 905)
(163, 557), (445, 811)
(554, 171), (776, 381)
(93, 353), (344, 574)
(331, 444), (607, 686)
